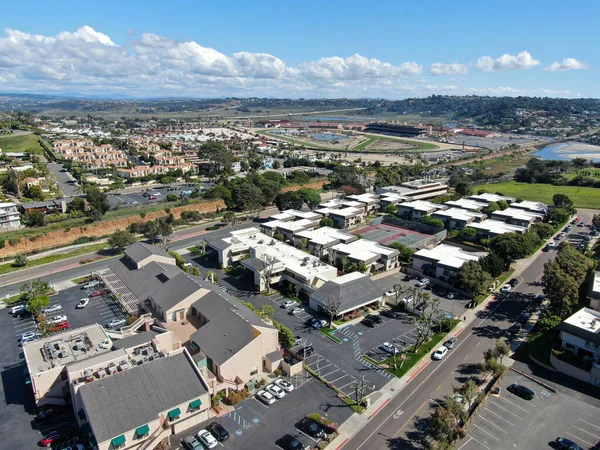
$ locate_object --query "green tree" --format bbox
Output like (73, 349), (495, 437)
(26, 185), (44, 201)
(274, 321), (295, 349)
(537, 314), (562, 333)
(388, 242), (415, 265)
(166, 193), (178, 202)
(547, 207), (571, 225)
(67, 197), (85, 213)
(319, 217), (335, 227)
(479, 252), (505, 278)
(223, 211), (237, 229)
(257, 179), (282, 205)
(272, 160), (282, 170)
(108, 230), (136, 252)
(490, 232), (531, 267)
(274, 191), (303, 211)
(197, 140), (233, 176)
(460, 227), (477, 242)
(83, 185), (110, 215)
(299, 238), (308, 251)
(23, 209), (45, 227)
(453, 379), (477, 408)
(455, 180), (473, 197)
(20, 279), (51, 302)
(384, 203), (398, 215)
(14, 254), (28, 267)
(419, 215), (445, 229)
(274, 232), (284, 241)
(593, 214), (600, 230)
(496, 199), (509, 210)
(484, 201), (499, 215)
(457, 261), (492, 295)
(298, 188), (321, 210)
(530, 222), (554, 240)
(258, 305), (275, 318)
(232, 183), (265, 211)
(553, 193), (574, 211)
(27, 294), (50, 319)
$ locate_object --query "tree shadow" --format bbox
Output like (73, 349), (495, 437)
(471, 324), (505, 339)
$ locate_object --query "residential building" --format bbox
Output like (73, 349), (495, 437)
(412, 244), (483, 281)
(76, 349), (210, 450)
(431, 208), (486, 230)
(467, 220), (527, 240)
(328, 207), (365, 229)
(397, 200), (447, 221)
(588, 272), (600, 312)
(444, 198), (488, 211)
(309, 272), (383, 318)
(259, 210), (321, 241)
(376, 179), (448, 201)
(0, 202), (21, 231)
(329, 239), (400, 274)
(293, 227), (357, 260)
(346, 193), (380, 214)
(510, 200), (547, 214)
(468, 193), (516, 204)
(489, 208), (544, 228)
(379, 192), (408, 210)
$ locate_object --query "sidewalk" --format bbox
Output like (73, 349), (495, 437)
(327, 249), (539, 449)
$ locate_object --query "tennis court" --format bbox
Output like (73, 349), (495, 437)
(351, 223), (431, 248)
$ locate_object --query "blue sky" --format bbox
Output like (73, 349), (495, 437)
(0, 0), (597, 98)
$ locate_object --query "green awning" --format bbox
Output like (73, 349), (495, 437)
(136, 424), (150, 437)
(111, 435), (126, 447)
(168, 408), (181, 420)
(190, 341), (200, 351)
(189, 399), (202, 410)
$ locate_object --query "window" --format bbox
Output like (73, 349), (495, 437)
(586, 341), (599, 351)
(250, 369), (258, 376)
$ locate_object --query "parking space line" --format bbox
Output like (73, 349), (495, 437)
(472, 424), (501, 441)
(251, 398), (269, 409)
(462, 435), (491, 450)
(487, 402), (523, 420)
(573, 426), (600, 439)
(495, 395), (532, 413)
(579, 418), (600, 430)
(457, 437), (473, 450)
(321, 368), (340, 378)
(483, 408), (516, 427)
(329, 373), (350, 384)
(566, 433), (594, 447)
(478, 416), (508, 434)
(337, 380), (356, 391)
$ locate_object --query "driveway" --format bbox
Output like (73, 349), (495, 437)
(47, 163), (79, 197)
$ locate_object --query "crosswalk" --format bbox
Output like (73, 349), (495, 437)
(337, 325), (395, 379)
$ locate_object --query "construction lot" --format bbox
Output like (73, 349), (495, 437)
(459, 370), (600, 450)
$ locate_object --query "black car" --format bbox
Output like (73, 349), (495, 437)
(35, 405), (66, 423)
(361, 318), (376, 328)
(207, 421), (229, 442)
(298, 418), (326, 439)
(305, 317), (317, 327)
(278, 434), (305, 450)
(382, 309), (400, 319)
(297, 345), (314, 358)
(366, 314), (382, 324)
(555, 437), (582, 450)
(509, 278), (519, 287)
(506, 383), (535, 400)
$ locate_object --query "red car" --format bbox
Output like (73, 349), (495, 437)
(90, 290), (105, 297)
(150, 195), (157, 200)
(49, 321), (69, 332)
(40, 428), (73, 447)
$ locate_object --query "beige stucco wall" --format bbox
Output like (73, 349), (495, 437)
(137, 254), (176, 269)
(31, 365), (65, 405)
(163, 288), (209, 322)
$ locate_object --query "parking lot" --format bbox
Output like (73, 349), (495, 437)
(459, 370), (600, 450)
(107, 183), (215, 210)
(170, 374), (353, 450)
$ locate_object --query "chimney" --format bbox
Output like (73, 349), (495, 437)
(60, 200), (67, 213)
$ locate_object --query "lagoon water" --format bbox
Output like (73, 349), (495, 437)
(532, 141), (600, 162)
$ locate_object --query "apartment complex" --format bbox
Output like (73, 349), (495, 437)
(0, 202), (21, 231)
(412, 244), (483, 281)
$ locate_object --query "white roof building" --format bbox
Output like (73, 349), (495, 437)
(413, 244), (481, 270)
(469, 193), (516, 204)
(444, 198), (489, 211)
(468, 220), (527, 237)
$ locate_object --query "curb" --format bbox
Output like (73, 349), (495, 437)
(509, 366), (558, 393)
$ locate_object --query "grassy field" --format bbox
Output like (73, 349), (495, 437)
(0, 133), (44, 155)
(464, 153), (531, 176)
(355, 133), (438, 152)
(477, 181), (600, 209)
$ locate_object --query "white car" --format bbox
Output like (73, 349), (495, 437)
(501, 284), (511, 293)
(20, 331), (41, 342)
(183, 262), (193, 269)
(290, 306), (304, 315)
(11, 304), (27, 315)
(82, 280), (100, 289)
(48, 315), (68, 325)
(281, 300), (296, 309)
(274, 378), (294, 393)
(432, 346), (448, 360)
(106, 318), (126, 329)
(76, 298), (90, 309)
(379, 342), (398, 355)
(265, 383), (286, 399)
(43, 304), (63, 315)
(196, 429), (218, 449)
(402, 295), (414, 303)
(99, 339), (112, 350)
(384, 289), (397, 297)
(416, 278), (430, 287)
(256, 390), (276, 405)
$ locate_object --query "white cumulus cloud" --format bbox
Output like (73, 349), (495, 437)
(475, 51), (540, 72)
(429, 62), (468, 76)
(545, 58), (589, 71)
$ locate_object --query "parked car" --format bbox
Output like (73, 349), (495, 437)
(76, 298), (90, 309)
(312, 319), (328, 329)
(266, 383), (286, 399)
(82, 280), (100, 289)
(366, 314), (382, 324)
(40, 428), (73, 447)
(305, 317), (318, 327)
(444, 337), (457, 349)
(274, 378), (294, 392)
(555, 437), (582, 450)
(379, 342), (398, 354)
(290, 306), (304, 315)
(281, 300), (296, 309)
(361, 318), (376, 328)
(182, 435), (204, 450)
(90, 290), (105, 297)
(416, 278), (430, 287)
(106, 318), (126, 329)
(149, 195), (158, 200)
(278, 434), (305, 450)
(509, 323), (522, 334)
(256, 390), (276, 405)
(43, 304), (63, 315)
(296, 345), (314, 359)
(297, 418), (326, 439)
(446, 292), (457, 300)
(206, 422), (229, 442)
(99, 339), (112, 349)
(402, 295), (414, 303)
(506, 383), (535, 400)
(196, 429), (218, 449)
(49, 321), (69, 332)
(11, 304), (27, 315)
(578, 222), (585, 227)
(509, 278), (519, 287)
(20, 331), (41, 343)
(403, 274), (418, 281)
(432, 346), (448, 360)
(501, 284), (511, 293)
(559, 231), (567, 238)
(64, 445), (85, 450)
(35, 405), (66, 422)
(536, 294), (546, 304)
(519, 312), (531, 324)
(384, 289), (397, 297)
(382, 309), (400, 319)
(48, 315), (68, 325)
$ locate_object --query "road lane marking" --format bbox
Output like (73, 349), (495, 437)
(436, 385), (441, 391)
(476, 342), (480, 347)
(566, 433), (594, 447)
(392, 400), (428, 438)
(464, 355), (469, 361)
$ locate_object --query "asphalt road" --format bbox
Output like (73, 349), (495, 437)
(342, 209), (597, 450)
(47, 162), (79, 197)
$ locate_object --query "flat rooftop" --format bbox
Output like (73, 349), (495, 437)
(511, 200), (547, 213)
(346, 193), (380, 204)
(469, 193), (516, 203)
(329, 206), (364, 217)
(414, 244), (481, 269)
(444, 198), (489, 211)
(270, 209), (321, 221)
(433, 207), (486, 221)
(492, 208), (544, 221)
(469, 220), (527, 235)
(295, 226), (356, 246)
(564, 307), (600, 333)
(594, 272), (600, 296)
(24, 324), (112, 375)
(380, 192), (408, 203)
(399, 200), (445, 212)
(332, 238), (398, 262)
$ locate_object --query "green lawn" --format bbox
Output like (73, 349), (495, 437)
(477, 181), (600, 209)
(0, 133), (44, 154)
